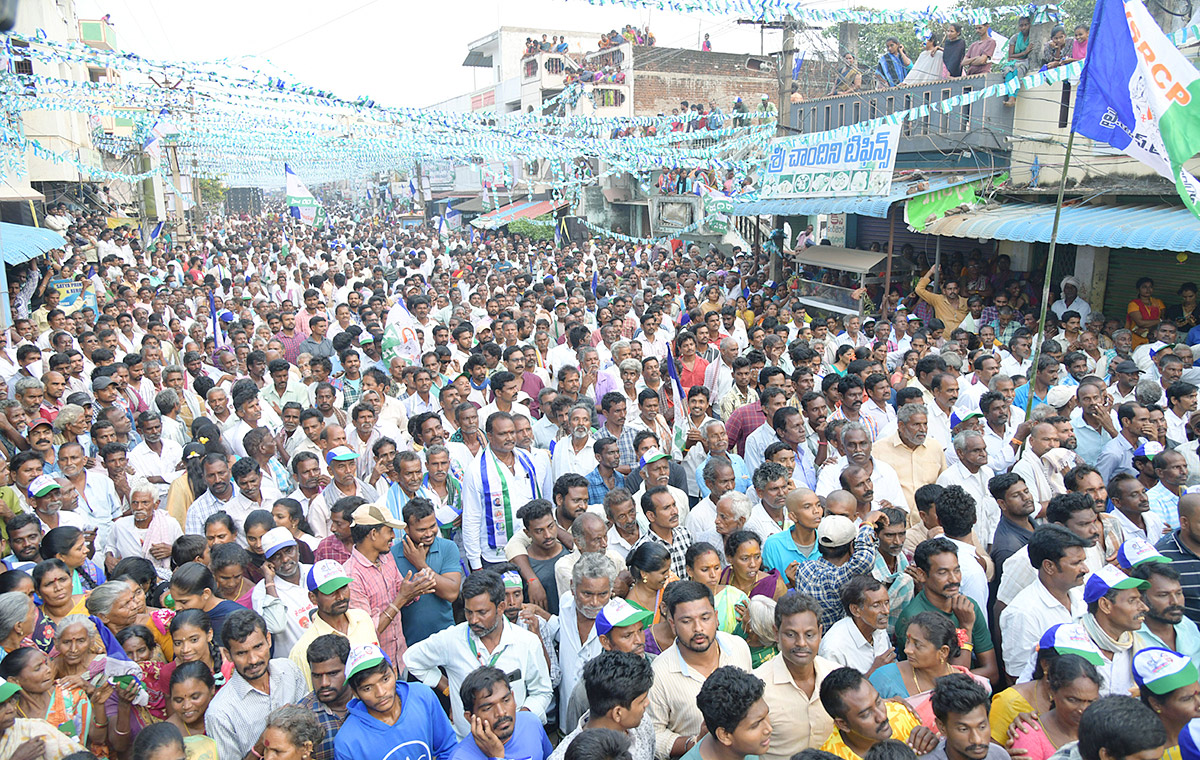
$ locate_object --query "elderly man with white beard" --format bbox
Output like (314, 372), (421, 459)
(551, 553), (617, 733)
(553, 403), (598, 480)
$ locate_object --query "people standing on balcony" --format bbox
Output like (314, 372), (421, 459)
(1066, 24), (1089, 63)
(903, 35), (945, 85)
(1040, 26), (1070, 71)
(702, 33), (712, 52)
(962, 23), (996, 75)
(828, 53), (862, 95)
(942, 23), (967, 77)
(876, 38), (912, 88)
(1001, 17), (1033, 105)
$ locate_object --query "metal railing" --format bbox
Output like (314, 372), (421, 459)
(789, 72), (1013, 153)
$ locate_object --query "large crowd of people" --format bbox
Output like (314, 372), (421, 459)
(0, 199), (1197, 760)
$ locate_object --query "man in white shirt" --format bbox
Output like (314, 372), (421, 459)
(814, 425), (907, 509)
(1108, 472), (1167, 542)
(403, 569), (553, 738)
(934, 485), (991, 624)
(552, 554), (616, 732)
(926, 373), (957, 453)
(1012, 421), (1062, 515)
(128, 411), (183, 503)
(936, 431), (999, 548)
(818, 575), (893, 674)
(461, 412), (552, 570)
(861, 373), (897, 434)
(250, 527), (315, 656)
(552, 404), (598, 480)
(956, 354), (1000, 416)
(998, 523), (1091, 680)
(743, 388), (788, 475)
(1164, 381), (1197, 446)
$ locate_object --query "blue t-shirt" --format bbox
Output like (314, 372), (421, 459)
(761, 529), (819, 575)
(334, 681), (457, 760)
(450, 712), (553, 760)
(392, 533), (461, 645)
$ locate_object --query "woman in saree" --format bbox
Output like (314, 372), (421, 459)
(49, 615), (99, 691)
(41, 527), (104, 596)
(1127, 276), (1165, 347)
(684, 542), (748, 635)
(623, 542), (675, 625)
(989, 622), (1105, 743)
(0, 673), (88, 760)
(1008, 655), (1102, 760)
(720, 531), (786, 665)
(30, 560), (86, 653)
(165, 661), (218, 760)
(869, 612), (992, 730)
(0, 647), (103, 746)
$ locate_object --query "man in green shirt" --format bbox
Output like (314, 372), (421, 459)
(894, 537), (999, 685)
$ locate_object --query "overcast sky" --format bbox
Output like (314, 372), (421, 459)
(71, 0), (919, 108)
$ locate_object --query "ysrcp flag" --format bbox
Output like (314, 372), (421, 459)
(284, 164), (326, 226)
(1073, 0), (1200, 215)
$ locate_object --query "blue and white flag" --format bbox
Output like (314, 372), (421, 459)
(666, 345), (691, 451)
(209, 292), (225, 349)
(142, 108), (174, 160)
(792, 50), (805, 80)
(1073, 0), (1200, 215)
(149, 221), (164, 241)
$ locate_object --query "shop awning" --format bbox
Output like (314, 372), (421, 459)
(1, 222), (66, 265)
(471, 199), (565, 230)
(924, 203), (1200, 253)
(449, 196), (486, 214)
(729, 172), (996, 219)
(795, 247), (888, 274)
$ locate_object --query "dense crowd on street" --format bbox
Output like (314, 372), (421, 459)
(0, 199), (1196, 760)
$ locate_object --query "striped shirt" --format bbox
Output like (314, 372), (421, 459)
(1157, 530), (1200, 627)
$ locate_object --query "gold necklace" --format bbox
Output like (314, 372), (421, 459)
(912, 661), (953, 694)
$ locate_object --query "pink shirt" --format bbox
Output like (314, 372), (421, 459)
(344, 547), (407, 665)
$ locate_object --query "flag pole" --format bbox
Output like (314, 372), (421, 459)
(1021, 128), (1077, 424)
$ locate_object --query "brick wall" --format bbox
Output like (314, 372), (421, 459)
(630, 46), (777, 116)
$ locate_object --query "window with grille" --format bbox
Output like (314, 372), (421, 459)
(9, 39), (31, 75)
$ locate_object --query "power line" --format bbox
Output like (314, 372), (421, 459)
(258, 0), (388, 55)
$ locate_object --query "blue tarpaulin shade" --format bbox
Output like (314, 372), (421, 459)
(1, 223), (66, 265)
(923, 203), (1200, 253)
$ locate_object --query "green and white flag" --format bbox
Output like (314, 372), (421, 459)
(284, 163), (326, 227)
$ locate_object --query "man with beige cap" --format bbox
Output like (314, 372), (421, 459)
(343, 502), (435, 669)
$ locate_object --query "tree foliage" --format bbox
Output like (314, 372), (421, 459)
(198, 178), (227, 205)
(506, 216), (554, 240)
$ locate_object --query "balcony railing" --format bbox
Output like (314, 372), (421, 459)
(521, 52), (573, 90)
(789, 72), (1013, 154)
